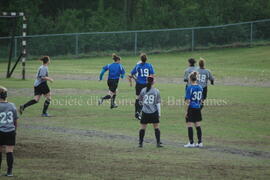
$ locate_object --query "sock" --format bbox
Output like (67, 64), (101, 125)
(139, 129), (145, 144)
(23, 99), (37, 109)
(42, 99), (51, 114)
(188, 127), (194, 144)
(102, 95), (111, 100)
(155, 128), (161, 144)
(196, 126), (202, 143)
(135, 99), (139, 113)
(6, 152), (13, 174)
(0, 152), (2, 169)
(111, 95), (116, 106)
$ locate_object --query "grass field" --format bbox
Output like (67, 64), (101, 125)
(0, 46), (270, 180)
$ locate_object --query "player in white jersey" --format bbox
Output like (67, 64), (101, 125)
(183, 58), (198, 88)
(0, 86), (18, 176)
(138, 76), (162, 148)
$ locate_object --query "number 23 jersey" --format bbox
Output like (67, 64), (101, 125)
(185, 85), (203, 109)
(139, 87), (161, 114)
(0, 102), (18, 132)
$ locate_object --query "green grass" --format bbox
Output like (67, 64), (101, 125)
(0, 46), (270, 179)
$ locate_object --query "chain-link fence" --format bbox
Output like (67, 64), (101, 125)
(0, 19), (270, 59)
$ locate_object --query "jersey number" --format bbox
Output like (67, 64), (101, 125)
(144, 95), (155, 104)
(140, 69), (149, 77)
(192, 91), (202, 101)
(0, 111), (14, 124)
(198, 74), (206, 82)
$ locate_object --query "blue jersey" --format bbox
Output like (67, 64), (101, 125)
(185, 84), (203, 109)
(100, 63), (125, 80)
(131, 63), (155, 85)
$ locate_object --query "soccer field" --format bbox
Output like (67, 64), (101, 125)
(0, 46), (270, 179)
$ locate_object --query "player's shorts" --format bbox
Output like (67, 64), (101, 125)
(0, 131), (16, 146)
(34, 82), (50, 96)
(107, 79), (119, 93)
(202, 86), (208, 100)
(141, 111), (159, 124)
(136, 83), (147, 96)
(186, 107), (202, 123)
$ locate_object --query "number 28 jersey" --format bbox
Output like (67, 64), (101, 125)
(0, 102), (18, 132)
(131, 63), (155, 85)
(185, 85), (203, 109)
(139, 87), (161, 114)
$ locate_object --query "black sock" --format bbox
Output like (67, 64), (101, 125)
(6, 152), (13, 174)
(111, 95), (116, 106)
(139, 129), (145, 144)
(196, 126), (202, 143)
(188, 127), (194, 144)
(0, 152), (2, 169)
(102, 95), (111, 100)
(135, 99), (139, 113)
(23, 99), (37, 109)
(42, 99), (51, 114)
(155, 128), (161, 144)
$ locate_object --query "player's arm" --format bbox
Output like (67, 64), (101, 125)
(128, 66), (138, 86)
(42, 76), (53, 82)
(156, 90), (161, 117)
(39, 68), (53, 82)
(184, 87), (191, 118)
(13, 106), (19, 129)
(208, 70), (214, 85)
(149, 64), (155, 76)
(99, 65), (109, 81)
(120, 65), (125, 79)
(183, 70), (188, 82)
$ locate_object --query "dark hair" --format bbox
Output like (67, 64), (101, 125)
(0, 86), (7, 100)
(140, 53), (147, 63)
(199, 58), (205, 68)
(189, 71), (197, 82)
(40, 56), (50, 64)
(146, 76), (154, 92)
(112, 53), (121, 61)
(188, 58), (196, 66)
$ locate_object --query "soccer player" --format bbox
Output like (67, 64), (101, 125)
(129, 53), (155, 120)
(183, 58), (197, 88)
(0, 86), (18, 177)
(19, 56), (53, 117)
(99, 53), (125, 109)
(138, 76), (162, 148)
(184, 71), (203, 148)
(197, 58), (214, 109)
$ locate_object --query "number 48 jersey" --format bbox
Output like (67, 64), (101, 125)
(0, 102), (18, 132)
(185, 85), (203, 109)
(139, 87), (161, 114)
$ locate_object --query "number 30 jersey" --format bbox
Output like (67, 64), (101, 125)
(131, 63), (155, 85)
(185, 85), (203, 109)
(139, 87), (161, 114)
(0, 102), (18, 132)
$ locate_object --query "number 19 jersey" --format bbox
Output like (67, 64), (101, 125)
(185, 85), (203, 109)
(131, 63), (155, 85)
(0, 102), (18, 132)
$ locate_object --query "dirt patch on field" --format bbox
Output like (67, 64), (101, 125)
(21, 124), (270, 159)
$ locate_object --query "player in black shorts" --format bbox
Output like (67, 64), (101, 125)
(138, 76), (162, 148)
(99, 54), (125, 109)
(0, 86), (19, 177)
(20, 56), (54, 117)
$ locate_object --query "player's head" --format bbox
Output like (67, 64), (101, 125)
(146, 75), (154, 92)
(189, 71), (198, 82)
(188, 58), (196, 67)
(140, 53), (147, 63)
(112, 53), (121, 62)
(199, 57), (205, 69)
(0, 86), (8, 101)
(40, 56), (50, 65)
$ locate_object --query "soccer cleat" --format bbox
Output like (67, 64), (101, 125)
(19, 105), (24, 115)
(110, 104), (118, 109)
(135, 112), (141, 120)
(5, 173), (13, 177)
(138, 143), (143, 148)
(156, 143), (163, 148)
(196, 142), (203, 148)
(184, 142), (195, 148)
(41, 113), (51, 117)
(98, 98), (103, 105)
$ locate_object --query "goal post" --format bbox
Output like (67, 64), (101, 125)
(1, 12), (27, 80)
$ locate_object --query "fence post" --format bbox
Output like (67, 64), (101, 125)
(75, 33), (79, 56)
(250, 22), (253, 47)
(191, 29), (194, 51)
(134, 32), (138, 56)
(14, 38), (17, 58)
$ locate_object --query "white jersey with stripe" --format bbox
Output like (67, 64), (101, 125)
(197, 68), (214, 88)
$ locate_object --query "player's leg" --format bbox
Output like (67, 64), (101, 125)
(184, 122), (195, 147)
(139, 124), (147, 147)
(195, 121), (203, 147)
(5, 146), (14, 176)
(42, 92), (51, 116)
(20, 95), (41, 114)
(153, 123), (162, 147)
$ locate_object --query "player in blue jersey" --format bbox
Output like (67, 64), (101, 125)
(99, 53), (125, 109)
(0, 86), (18, 177)
(184, 71), (204, 148)
(129, 53), (155, 120)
